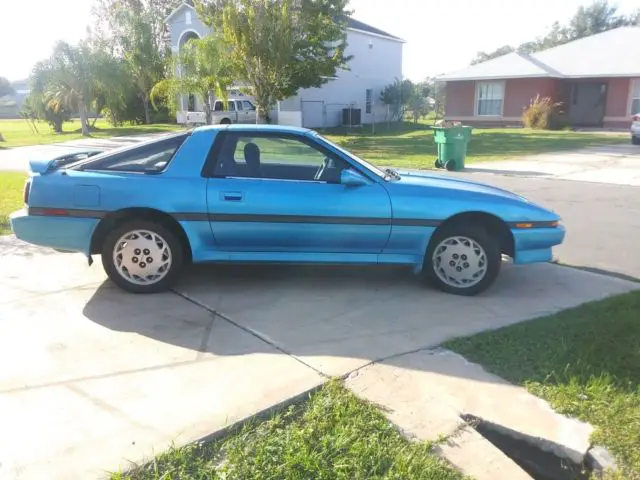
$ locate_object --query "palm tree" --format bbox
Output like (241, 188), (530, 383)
(151, 35), (233, 125)
(45, 41), (95, 136)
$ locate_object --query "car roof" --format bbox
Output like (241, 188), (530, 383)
(194, 124), (313, 135)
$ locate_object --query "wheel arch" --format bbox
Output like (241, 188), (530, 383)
(432, 211), (514, 258)
(90, 207), (193, 262)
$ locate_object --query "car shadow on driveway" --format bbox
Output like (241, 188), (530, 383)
(81, 262), (638, 381)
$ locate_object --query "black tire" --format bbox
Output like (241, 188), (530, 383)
(435, 159), (442, 168)
(220, 118), (232, 125)
(445, 160), (456, 171)
(423, 224), (501, 296)
(632, 136), (640, 145)
(101, 220), (184, 294)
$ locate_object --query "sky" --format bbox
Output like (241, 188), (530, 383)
(1, 0), (639, 82)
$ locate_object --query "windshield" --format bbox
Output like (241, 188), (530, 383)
(313, 133), (390, 180)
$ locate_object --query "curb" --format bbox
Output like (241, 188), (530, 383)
(550, 257), (640, 284)
(586, 446), (619, 478)
(193, 382), (326, 447)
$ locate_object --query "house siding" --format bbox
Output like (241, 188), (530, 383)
(443, 81), (475, 117)
(285, 30), (403, 128)
(604, 77), (631, 127)
(445, 76), (632, 128)
(503, 78), (558, 117)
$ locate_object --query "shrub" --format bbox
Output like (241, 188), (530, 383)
(522, 94), (566, 130)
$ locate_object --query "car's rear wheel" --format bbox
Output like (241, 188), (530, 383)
(632, 136), (640, 145)
(423, 224), (501, 296)
(101, 220), (184, 293)
(220, 118), (232, 125)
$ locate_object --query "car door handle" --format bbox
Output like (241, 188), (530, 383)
(222, 191), (243, 201)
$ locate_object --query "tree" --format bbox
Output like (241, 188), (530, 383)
(26, 42), (97, 136)
(114, 8), (168, 124)
(90, 48), (131, 126)
(151, 35), (233, 124)
(470, 45), (515, 65)
(196, 0), (351, 123)
(380, 78), (414, 121)
(45, 41), (97, 135)
(90, 0), (180, 124)
(0, 77), (14, 142)
(470, 0), (640, 65)
(0, 77), (13, 98)
(25, 60), (72, 133)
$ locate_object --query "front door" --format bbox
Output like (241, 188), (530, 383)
(205, 131), (392, 253)
(569, 82), (607, 127)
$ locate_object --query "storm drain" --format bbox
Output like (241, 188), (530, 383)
(461, 414), (592, 480)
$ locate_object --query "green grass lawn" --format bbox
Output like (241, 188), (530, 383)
(446, 291), (640, 479)
(325, 123), (626, 169)
(0, 118), (183, 149)
(0, 171), (27, 234)
(112, 380), (467, 480)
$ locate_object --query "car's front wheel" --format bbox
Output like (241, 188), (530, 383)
(423, 224), (501, 296)
(101, 220), (184, 293)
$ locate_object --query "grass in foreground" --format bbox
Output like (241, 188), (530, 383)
(0, 171), (27, 234)
(445, 291), (640, 479)
(112, 380), (466, 480)
(0, 118), (183, 148)
(325, 122), (626, 169)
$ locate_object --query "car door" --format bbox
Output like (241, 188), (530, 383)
(204, 131), (392, 254)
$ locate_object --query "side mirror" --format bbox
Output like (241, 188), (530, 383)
(341, 168), (368, 187)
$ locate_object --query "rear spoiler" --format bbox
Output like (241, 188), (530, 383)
(28, 150), (104, 175)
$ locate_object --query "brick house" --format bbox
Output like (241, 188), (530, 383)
(438, 26), (640, 128)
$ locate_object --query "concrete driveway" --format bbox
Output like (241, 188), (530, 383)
(464, 143), (640, 186)
(1, 242), (637, 479)
(445, 143), (640, 280)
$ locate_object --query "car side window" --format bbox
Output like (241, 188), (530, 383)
(213, 133), (348, 183)
(78, 134), (188, 173)
(228, 101), (236, 112)
(236, 101), (244, 111)
(243, 101), (255, 110)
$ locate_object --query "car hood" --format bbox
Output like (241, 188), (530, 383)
(392, 169), (529, 202)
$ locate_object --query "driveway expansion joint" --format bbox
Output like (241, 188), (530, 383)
(171, 288), (330, 378)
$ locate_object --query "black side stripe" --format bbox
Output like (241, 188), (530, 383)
(174, 213), (441, 227)
(28, 207), (441, 227)
(28, 207), (105, 219)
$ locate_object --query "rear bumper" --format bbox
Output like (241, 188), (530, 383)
(511, 225), (565, 265)
(10, 209), (98, 255)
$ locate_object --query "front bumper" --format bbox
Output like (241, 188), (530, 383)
(511, 225), (566, 264)
(10, 209), (98, 255)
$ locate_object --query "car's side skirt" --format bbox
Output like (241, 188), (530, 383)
(191, 250), (422, 266)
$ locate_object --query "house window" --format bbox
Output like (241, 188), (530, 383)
(476, 81), (504, 116)
(631, 79), (640, 115)
(365, 89), (373, 114)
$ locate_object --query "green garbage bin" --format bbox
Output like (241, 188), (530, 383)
(433, 125), (472, 171)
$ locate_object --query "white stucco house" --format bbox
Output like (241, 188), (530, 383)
(165, 2), (405, 128)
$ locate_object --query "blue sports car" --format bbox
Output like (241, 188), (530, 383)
(10, 125), (565, 296)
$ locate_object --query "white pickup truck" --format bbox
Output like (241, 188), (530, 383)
(185, 99), (257, 125)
